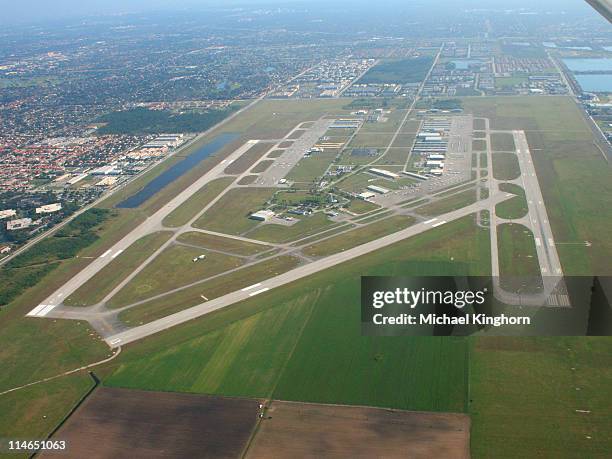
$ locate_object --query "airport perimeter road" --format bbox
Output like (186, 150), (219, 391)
(27, 140), (259, 319)
(104, 193), (511, 348)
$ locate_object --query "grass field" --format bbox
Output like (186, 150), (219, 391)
(224, 142), (273, 174)
(491, 133), (516, 152)
(177, 232), (269, 256)
(415, 189), (477, 216)
(106, 215), (488, 414)
(118, 256), (302, 326)
(108, 244), (244, 308)
(193, 188), (275, 235)
(346, 199), (380, 214)
(251, 159), (274, 173)
(496, 183), (528, 220)
(497, 223), (542, 293)
(246, 213), (336, 243)
(303, 215), (415, 257)
(470, 336), (612, 458)
(359, 57), (433, 84)
(472, 139), (487, 151)
(64, 231), (173, 307)
(286, 151), (336, 182)
(492, 152), (521, 181)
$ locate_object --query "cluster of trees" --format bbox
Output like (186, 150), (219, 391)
(97, 106), (237, 135)
(432, 99), (463, 110)
(0, 208), (112, 308)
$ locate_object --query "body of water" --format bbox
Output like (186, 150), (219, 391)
(575, 75), (612, 93)
(116, 132), (239, 208)
(562, 58), (612, 72)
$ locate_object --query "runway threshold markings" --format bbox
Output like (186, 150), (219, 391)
(100, 249), (112, 258)
(432, 220), (447, 228)
(248, 287), (269, 297)
(241, 283), (262, 292)
(27, 304), (48, 316)
(423, 218), (438, 225)
(111, 250), (124, 259)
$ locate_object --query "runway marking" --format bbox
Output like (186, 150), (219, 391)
(100, 249), (112, 258)
(548, 238), (555, 247)
(27, 304), (48, 316)
(431, 221), (447, 228)
(423, 218), (437, 225)
(249, 287), (269, 297)
(110, 338), (122, 345)
(241, 283), (262, 292)
(535, 238), (541, 247)
(111, 250), (124, 259)
(37, 304), (56, 317)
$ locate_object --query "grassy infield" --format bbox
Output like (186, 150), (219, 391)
(1, 97), (611, 458)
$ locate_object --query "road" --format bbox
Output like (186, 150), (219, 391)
(102, 193), (510, 348)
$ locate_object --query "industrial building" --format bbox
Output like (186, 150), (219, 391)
(249, 210), (276, 221)
(358, 191), (376, 200)
(7, 218), (33, 231)
(0, 209), (17, 220)
(369, 168), (400, 180)
(367, 185), (390, 194)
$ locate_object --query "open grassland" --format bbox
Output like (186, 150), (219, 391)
(246, 213), (336, 243)
(162, 177), (234, 227)
(496, 183), (528, 220)
(65, 231), (173, 307)
(497, 223), (542, 293)
(492, 152), (521, 181)
(415, 189), (477, 217)
(105, 215), (489, 414)
(193, 188), (275, 235)
(303, 215), (415, 257)
(463, 96), (612, 275)
(108, 244), (244, 308)
(177, 232), (269, 256)
(118, 256), (301, 326)
(490, 132), (516, 152)
(470, 336), (612, 458)
(346, 199), (380, 214)
(359, 57), (433, 85)
(472, 139), (487, 151)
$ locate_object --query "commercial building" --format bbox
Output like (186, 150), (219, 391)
(36, 203), (62, 214)
(7, 218), (33, 231)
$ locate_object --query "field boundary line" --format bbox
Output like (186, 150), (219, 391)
(0, 347), (121, 397)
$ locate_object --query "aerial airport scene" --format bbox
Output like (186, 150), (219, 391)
(0, 1), (611, 458)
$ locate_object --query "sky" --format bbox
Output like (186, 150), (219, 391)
(0, 0), (596, 26)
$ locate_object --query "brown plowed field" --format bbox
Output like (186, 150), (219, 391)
(42, 387), (259, 459)
(246, 400), (470, 459)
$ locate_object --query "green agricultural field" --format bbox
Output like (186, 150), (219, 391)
(163, 177), (235, 227)
(246, 213), (336, 243)
(106, 215), (489, 413)
(177, 232), (269, 256)
(492, 152), (521, 180)
(65, 231), (173, 307)
(496, 183), (528, 220)
(470, 336), (612, 458)
(491, 133), (516, 152)
(415, 189), (477, 216)
(303, 215), (415, 257)
(193, 188), (275, 235)
(108, 244), (244, 308)
(118, 256), (302, 325)
(497, 223), (542, 293)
